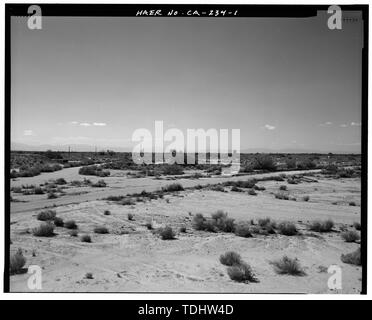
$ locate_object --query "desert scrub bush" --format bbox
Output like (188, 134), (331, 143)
(10, 248), (26, 275)
(94, 226), (109, 234)
(145, 221), (153, 230)
(211, 210), (235, 232)
(219, 251), (242, 266)
(302, 195), (310, 202)
(231, 186), (243, 192)
(55, 178), (67, 185)
(69, 230), (78, 237)
(275, 192), (289, 200)
(248, 189), (257, 196)
(179, 226), (187, 233)
(341, 230), (360, 243)
(47, 192), (58, 199)
(258, 218), (276, 234)
(279, 185), (287, 191)
(227, 262), (258, 283)
(121, 198), (135, 206)
(127, 213), (134, 221)
(234, 223), (252, 238)
(64, 220), (78, 230)
(253, 185), (266, 191)
(32, 222), (55, 237)
(349, 201), (356, 206)
(81, 234), (91, 242)
(159, 226), (176, 240)
(162, 183), (184, 192)
(103, 210), (111, 216)
(85, 272), (94, 279)
(92, 179), (107, 188)
(309, 219), (334, 233)
(353, 222), (361, 231)
(37, 209), (56, 221)
(341, 248), (361, 266)
(53, 217), (64, 227)
(79, 165), (110, 177)
(193, 213), (206, 230)
(34, 187), (45, 195)
(277, 221), (297, 236)
(271, 256), (306, 276)
(210, 185), (225, 192)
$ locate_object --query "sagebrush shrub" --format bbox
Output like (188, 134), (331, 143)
(234, 223), (252, 238)
(159, 226), (176, 240)
(277, 222), (297, 236)
(341, 248), (361, 265)
(193, 213), (206, 230)
(128, 213), (134, 221)
(309, 219), (334, 232)
(219, 251), (242, 266)
(37, 210), (56, 221)
(32, 222), (55, 237)
(10, 248), (26, 275)
(341, 230), (360, 243)
(53, 217), (64, 227)
(227, 262), (258, 283)
(104, 210), (111, 216)
(353, 222), (361, 231)
(81, 234), (91, 242)
(162, 183), (184, 192)
(64, 220), (78, 229)
(271, 256), (306, 276)
(69, 230), (78, 237)
(279, 185), (287, 191)
(94, 226), (109, 234)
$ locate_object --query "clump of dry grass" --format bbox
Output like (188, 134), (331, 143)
(271, 256), (306, 276)
(10, 248), (26, 275)
(279, 185), (287, 191)
(309, 219), (334, 232)
(32, 222), (55, 237)
(85, 272), (94, 279)
(341, 230), (360, 243)
(127, 213), (134, 221)
(277, 221), (297, 236)
(341, 248), (361, 265)
(103, 210), (111, 216)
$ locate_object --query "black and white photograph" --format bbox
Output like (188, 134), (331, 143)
(4, 3), (367, 295)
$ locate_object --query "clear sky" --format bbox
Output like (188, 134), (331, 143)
(11, 10), (363, 153)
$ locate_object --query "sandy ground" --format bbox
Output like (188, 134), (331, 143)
(9, 169), (361, 293)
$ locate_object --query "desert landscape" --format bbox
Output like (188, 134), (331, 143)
(9, 151), (362, 293)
